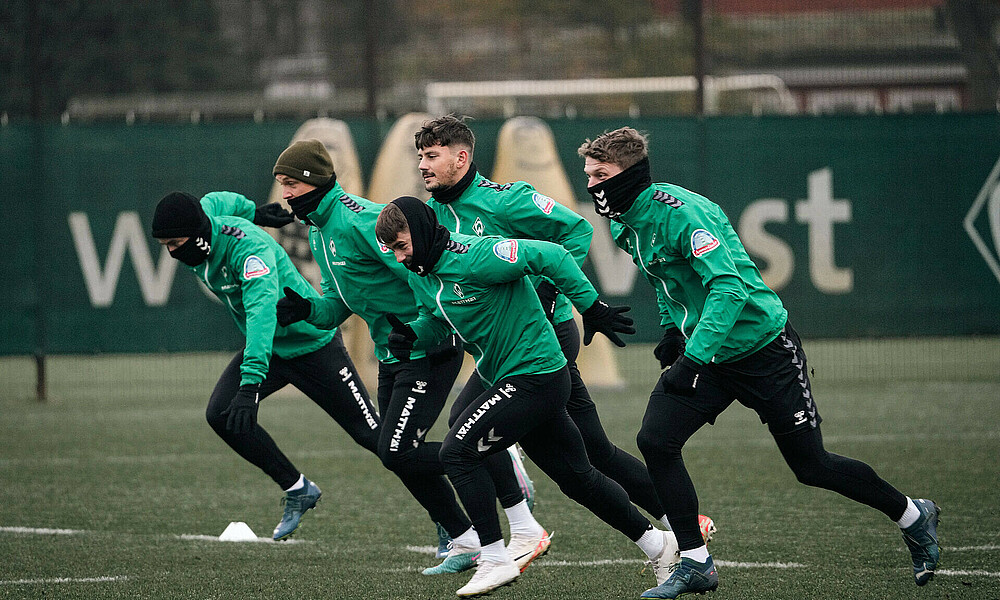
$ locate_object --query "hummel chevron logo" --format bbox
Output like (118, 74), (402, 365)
(477, 428), (502, 452)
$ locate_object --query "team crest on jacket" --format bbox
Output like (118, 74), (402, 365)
(493, 240), (519, 263)
(532, 193), (555, 214)
(473, 217), (485, 236)
(453, 283), (464, 298)
(691, 229), (720, 257)
(242, 255), (271, 279)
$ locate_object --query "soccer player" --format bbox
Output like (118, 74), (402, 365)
(150, 190), (377, 541)
(375, 196), (679, 597)
(414, 115), (715, 552)
(263, 139), (539, 574)
(577, 127), (941, 598)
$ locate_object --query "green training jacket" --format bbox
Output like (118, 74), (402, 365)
(294, 182), (431, 363)
(192, 192), (336, 385)
(428, 172), (594, 325)
(609, 183), (787, 365)
(405, 232), (601, 387)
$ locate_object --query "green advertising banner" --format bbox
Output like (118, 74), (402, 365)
(1, 114), (999, 355)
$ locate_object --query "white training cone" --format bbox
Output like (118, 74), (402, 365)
(219, 521), (259, 542)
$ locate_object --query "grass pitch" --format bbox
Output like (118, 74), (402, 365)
(1, 339), (998, 599)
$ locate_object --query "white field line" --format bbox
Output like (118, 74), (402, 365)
(405, 545), (1000, 576)
(0, 526), (88, 535)
(1, 526), (307, 544)
(0, 576), (128, 586)
(405, 547), (804, 569)
(937, 569), (1000, 578)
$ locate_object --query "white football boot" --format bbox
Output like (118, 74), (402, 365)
(455, 557), (520, 597)
(644, 529), (681, 585)
(506, 529), (552, 572)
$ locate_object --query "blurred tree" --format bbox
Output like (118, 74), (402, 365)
(1, 0), (240, 120)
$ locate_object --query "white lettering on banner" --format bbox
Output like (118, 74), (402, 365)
(69, 211), (178, 307)
(738, 199), (794, 290)
(737, 168), (853, 293)
(796, 168), (853, 294)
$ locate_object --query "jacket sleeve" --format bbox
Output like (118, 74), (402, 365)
(502, 185), (594, 268)
(672, 213), (748, 364)
(200, 192), (257, 221)
(233, 242), (280, 386)
(307, 272), (354, 330)
(474, 238), (600, 312)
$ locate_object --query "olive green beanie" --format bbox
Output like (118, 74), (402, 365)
(273, 139), (335, 186)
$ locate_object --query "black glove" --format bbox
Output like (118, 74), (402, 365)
(386, 314), (417, 361)
(276, 287), (312, 327)
(581, 299), (635, 347)
(253, 202), (294, 228)
(427, 333), (462, 364)
(535, 281), (558, 323)
(661, 355), (700, 396)
(653, 327), (686, 369)
(224, 383), (261, 434)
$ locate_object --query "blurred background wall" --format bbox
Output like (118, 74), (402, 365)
(2, 0), (999, 398)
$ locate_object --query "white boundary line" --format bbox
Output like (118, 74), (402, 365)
(0, 576), (128, 586)
(938, 569), (1000, 578)
(1, 525), (308, 544)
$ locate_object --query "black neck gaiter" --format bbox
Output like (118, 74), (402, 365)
(430, 163), (478, 204)
(288, 175), (337, 223)
(392, 196), (450, 276)
(586, 157), (652, 220)
(169, 232), (212, 267)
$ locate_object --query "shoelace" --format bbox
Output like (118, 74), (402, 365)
(640, 556), (679, 579)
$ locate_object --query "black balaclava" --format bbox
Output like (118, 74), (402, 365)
(391, 196), (450, 276)
(151, 192), (213, 266)
(287, 175), (337, 224)
(586, 156), (652, 220)
(429, 162), (478, 204)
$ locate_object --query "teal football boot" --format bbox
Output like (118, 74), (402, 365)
(422, 541), (480, 575)
(640, 556), (718, 599)
(272, 478), (322, 541)
(435, 522), (452, 559)
(902, 499), (941, 586)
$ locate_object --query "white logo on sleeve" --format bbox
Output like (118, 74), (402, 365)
(493, 240), (519, 263)
(532, 193), (555, 215)
(242, 255), (271, 279)
(691, 229), (720, 258)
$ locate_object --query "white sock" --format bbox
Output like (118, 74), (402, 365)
(479, 539), (508, 563)
(283, 474), (305, 492)
(453, 527), (481, 550)
(660, 515), (673, 531)
(896, 497), (921, 529)
(504, 499), (543, 537)
(680, 545), (710, 563)
(636, 526), (666, 560)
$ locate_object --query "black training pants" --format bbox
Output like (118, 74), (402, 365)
(376, 350), (471, 537)
(441, 366), (651, 546)
(637, 323), (908, 551)
(206, 332), (379, 490)
(451, 319), (664, 518)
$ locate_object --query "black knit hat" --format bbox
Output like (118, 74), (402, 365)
(273, 139), (335, 186)
(151, 192), (208, 238)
